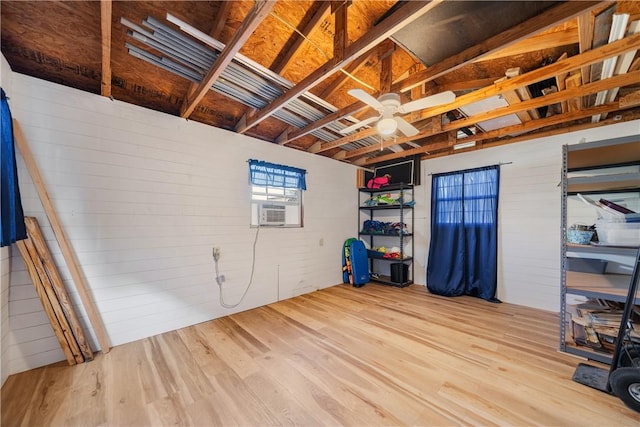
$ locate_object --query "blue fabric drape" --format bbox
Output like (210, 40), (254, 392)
(427, 165), (500, 302)
(248, 159), (307, 190)
(1, 88), (27, 247)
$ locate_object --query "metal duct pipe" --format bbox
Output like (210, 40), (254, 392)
(215, 84), (268, 110)
(273, 110), (309, 129)
(143, 16), (337, 121)
(141, 17), (284, 105)
(123, 14), (374, 150)
(144, 16), (217, 63)
(126, 44), (200, 82)
(128, 31), (209, 74)
(164, 13), (339, 113)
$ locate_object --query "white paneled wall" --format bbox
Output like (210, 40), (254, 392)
(3, 57), (639, 377)
(4, 72), (357, 375)
(415, 121), (640, 312)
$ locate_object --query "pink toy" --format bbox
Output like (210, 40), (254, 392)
(367, 174), (391, 189)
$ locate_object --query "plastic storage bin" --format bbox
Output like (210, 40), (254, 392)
(390, 263), (408, 283)
(595, 220), (640, 246)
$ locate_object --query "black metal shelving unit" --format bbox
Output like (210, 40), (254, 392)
(358, 183), (414, 287)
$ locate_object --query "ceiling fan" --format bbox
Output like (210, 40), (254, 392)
(340, 89), (456, 137)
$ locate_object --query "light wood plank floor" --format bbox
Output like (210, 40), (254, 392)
(2, 284), (639, 426)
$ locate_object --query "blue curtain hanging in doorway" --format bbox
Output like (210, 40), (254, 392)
(427, 165), (500, 302)
(1, 88), (27, 247)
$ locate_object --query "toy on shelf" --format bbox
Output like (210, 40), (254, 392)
(361, 220), (409, 235)
(369, 245), (404, 259)
(367, 174), (391, 189)
(362, 192), (415, 207)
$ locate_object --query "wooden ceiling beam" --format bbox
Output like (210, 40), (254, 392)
(577, 9), (595, 108)
(416, 110), (640, 162)
(357, 101), (633, 165)
(277, 46), (377, 146)
(443, 70), (640, 132)
(281, 101), (368, 145)
(310, 126), (378, 153)
(235, 0), (444, 134)
(450, 104), (622, 146)
(394, 1), (606, 93)
(554, 52), (570, 113)
(436, 77), (503, 93)
(100, 0), (112, 98)
(210, 0), (233, 40)
(415, 33), (640, 119)
(474, 28), (579, 63)
(332, 1), (349, 62)
(379, 42), (393, 94)
(286, 0), (606, 149)
(456, 110), (640, 155)
(185, 1), (233, 101)
(271, 1), (331, 75)
(339, 66), (640, 161)
(320, 46), (377, 99)
(180, 0), (276, 118)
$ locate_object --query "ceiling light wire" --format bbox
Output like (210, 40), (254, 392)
(269, 11), (375, 91)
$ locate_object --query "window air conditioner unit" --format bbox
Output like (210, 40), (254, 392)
(259, 203), (286, 226)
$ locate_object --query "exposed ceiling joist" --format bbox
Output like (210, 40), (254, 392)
(180, 0), (277, 118)
(277, 0), (606, 147)
(578, 8), (596, 90)
(332, 0), (349, 62)
(100, 0), (112, 97)
(358, 101), (636, 166)
(475, 28), (579, 63)
(278, 45), (377, 146)
(330, 35), (640, 157)
(393, 1), (607, 93)
(235, 0), (444, 134)
(210, 0), (232, 40)
(321, 45), (377, 99)
(4, 0), (640, 167)
(183, 1), (233, 101)
(271, 0), (331, 75)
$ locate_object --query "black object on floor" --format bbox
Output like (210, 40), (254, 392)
(572, 363), (610, 392)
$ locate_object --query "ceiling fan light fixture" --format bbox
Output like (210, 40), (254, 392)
(377, 117), (397, 136)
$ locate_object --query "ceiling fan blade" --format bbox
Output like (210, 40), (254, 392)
(395, 116), (419, 137)
(347, 88), (384, 110)
(399, 90), (456, 114)
(339, 115), (379, 134)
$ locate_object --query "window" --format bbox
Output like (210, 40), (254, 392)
(433, 167), (499, 225)
(248, 159), (306, 227)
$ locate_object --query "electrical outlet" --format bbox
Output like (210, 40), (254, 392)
(213, 247), (221, 261)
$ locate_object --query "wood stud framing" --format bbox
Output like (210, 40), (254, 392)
(16, 218), (94, 365)
(100, 0), (112, 97)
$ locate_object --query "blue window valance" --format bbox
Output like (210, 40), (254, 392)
(248, 159), (307, 190)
